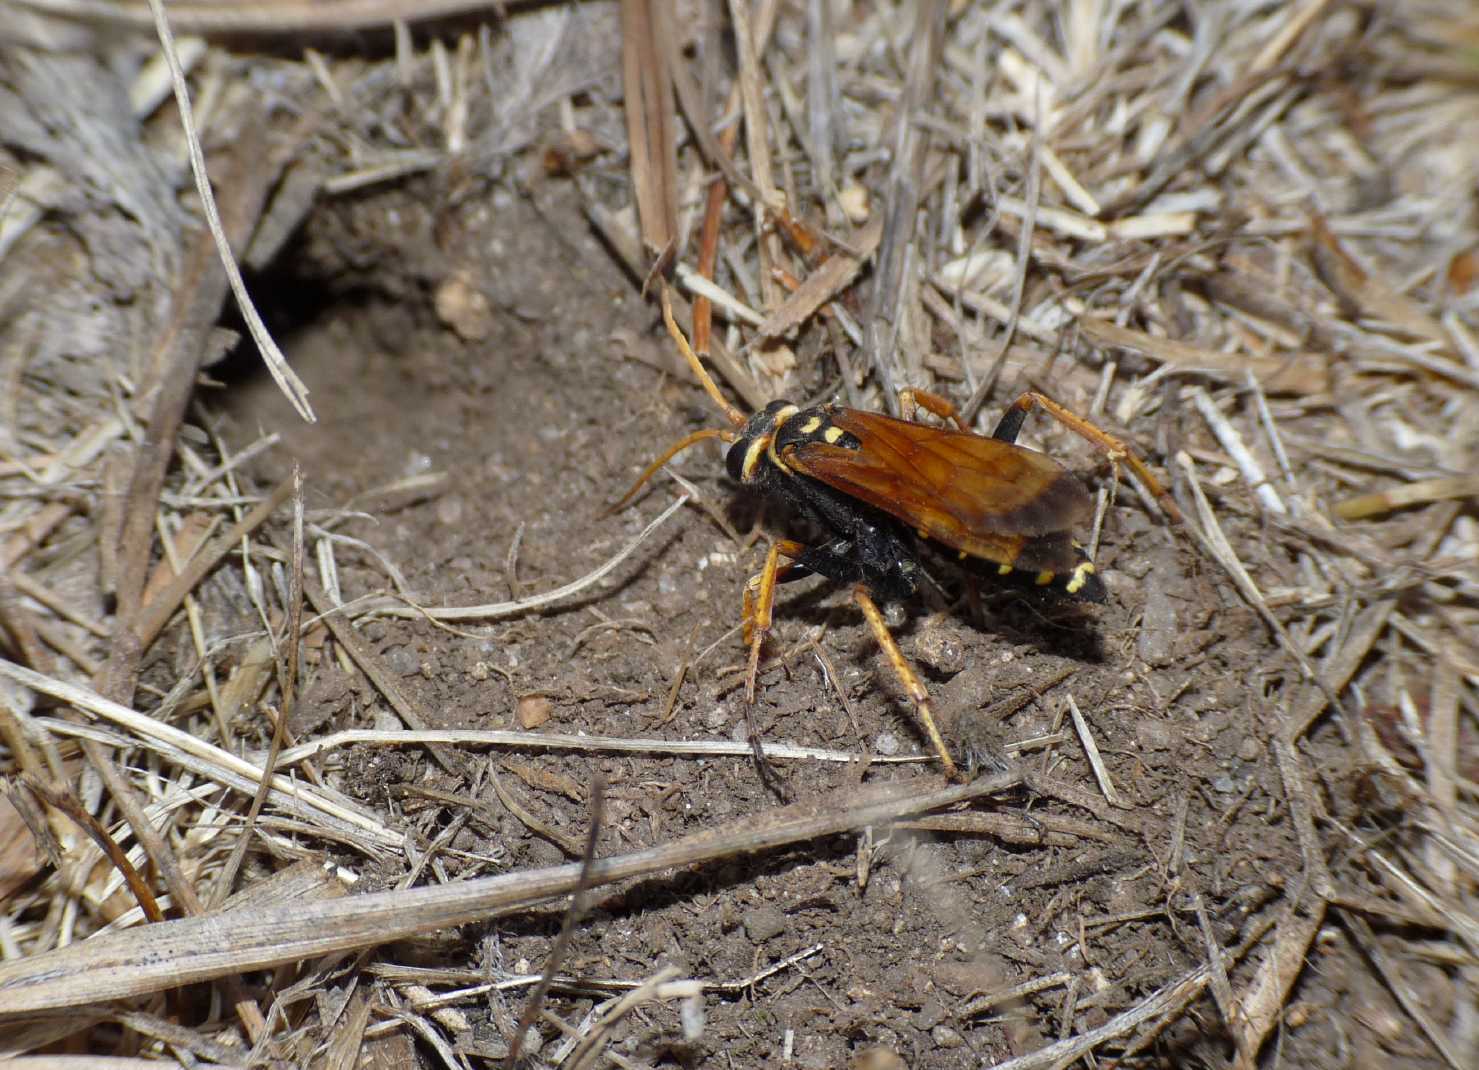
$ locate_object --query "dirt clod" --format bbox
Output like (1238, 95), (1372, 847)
(742, 907), (787, 944)
(515, 694), (553, 730)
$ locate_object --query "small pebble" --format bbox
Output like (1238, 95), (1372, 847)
(874, 732), (900, 756)
(385, 645), (418, 675)
(433, 274), (494, 341)
(913, 617), (967, 675)
(911, 1002), (945, 1030)
(742, 907), (786, 943)
(1237, 736), (1261, 761)
(849, 1049), (905, 1070)
(517, 695), (552, 729)
(931, 1025), (964, 1049)
(435, 495), (463, 526)
(1135, 718), (1175, 752)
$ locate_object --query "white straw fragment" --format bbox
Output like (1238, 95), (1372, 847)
(0, 659), (399, 845)
(1066, 694), (1120, 807)
(677, 263), (767, 326)
(1191, 387), (1287, 516)
(145, 0), (314, 422)
(361, 494), (690, 621)
(265, 727), (929, 770)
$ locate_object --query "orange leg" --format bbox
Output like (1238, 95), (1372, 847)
(742, 539), (808, 702)
(852, 586), (961, 782)
(898, 387), (967, 430)
(995, 391), (1182, 523)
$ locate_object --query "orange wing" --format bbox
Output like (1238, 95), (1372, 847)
(784, 408), (1092, 571)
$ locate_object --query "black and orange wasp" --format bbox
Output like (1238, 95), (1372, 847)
(612, 286), (1175, 781)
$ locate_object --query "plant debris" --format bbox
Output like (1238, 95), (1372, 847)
(1, 1), (1476, 1066)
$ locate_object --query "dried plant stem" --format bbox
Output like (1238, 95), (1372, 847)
(0, 770), (1021, 1014)
(0, 660), (399, 846)
(144, 0), (312, 421)
(359, 493), (688, 622)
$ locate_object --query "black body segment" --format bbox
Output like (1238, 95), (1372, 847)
(723, 401), (1098, 597)
(620, 284), (1168, 782)
(735, 455), (922, 601)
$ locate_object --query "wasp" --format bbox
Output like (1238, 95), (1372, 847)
(613, 286), (1173, 780)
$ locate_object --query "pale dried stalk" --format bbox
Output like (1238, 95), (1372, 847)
(0, 770), (1021, 1014)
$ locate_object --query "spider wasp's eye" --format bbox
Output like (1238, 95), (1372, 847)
(725, 437), (749, 481)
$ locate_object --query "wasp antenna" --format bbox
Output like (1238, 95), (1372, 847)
(604, 427), (737, 516)
(660, 284), (746, 427)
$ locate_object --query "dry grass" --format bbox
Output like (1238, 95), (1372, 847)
(2, 0), (1477, 1066)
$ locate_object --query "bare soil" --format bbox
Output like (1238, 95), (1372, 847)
(210, 179), (1388, 1069)
(4, 4), (1476, 1066)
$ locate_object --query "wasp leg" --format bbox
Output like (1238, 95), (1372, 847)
(742, 539), (809, 702)
(851, 585), (961, 782)
(898, 387), (967, 431)
(993, 391), (1182, 522)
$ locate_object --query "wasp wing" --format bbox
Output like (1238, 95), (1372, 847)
(785, 409), (1092, 572)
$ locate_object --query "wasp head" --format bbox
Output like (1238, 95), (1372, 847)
(725, 400), (799, 483)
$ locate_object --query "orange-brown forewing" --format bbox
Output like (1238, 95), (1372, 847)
(784, 408), (1092, 572)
